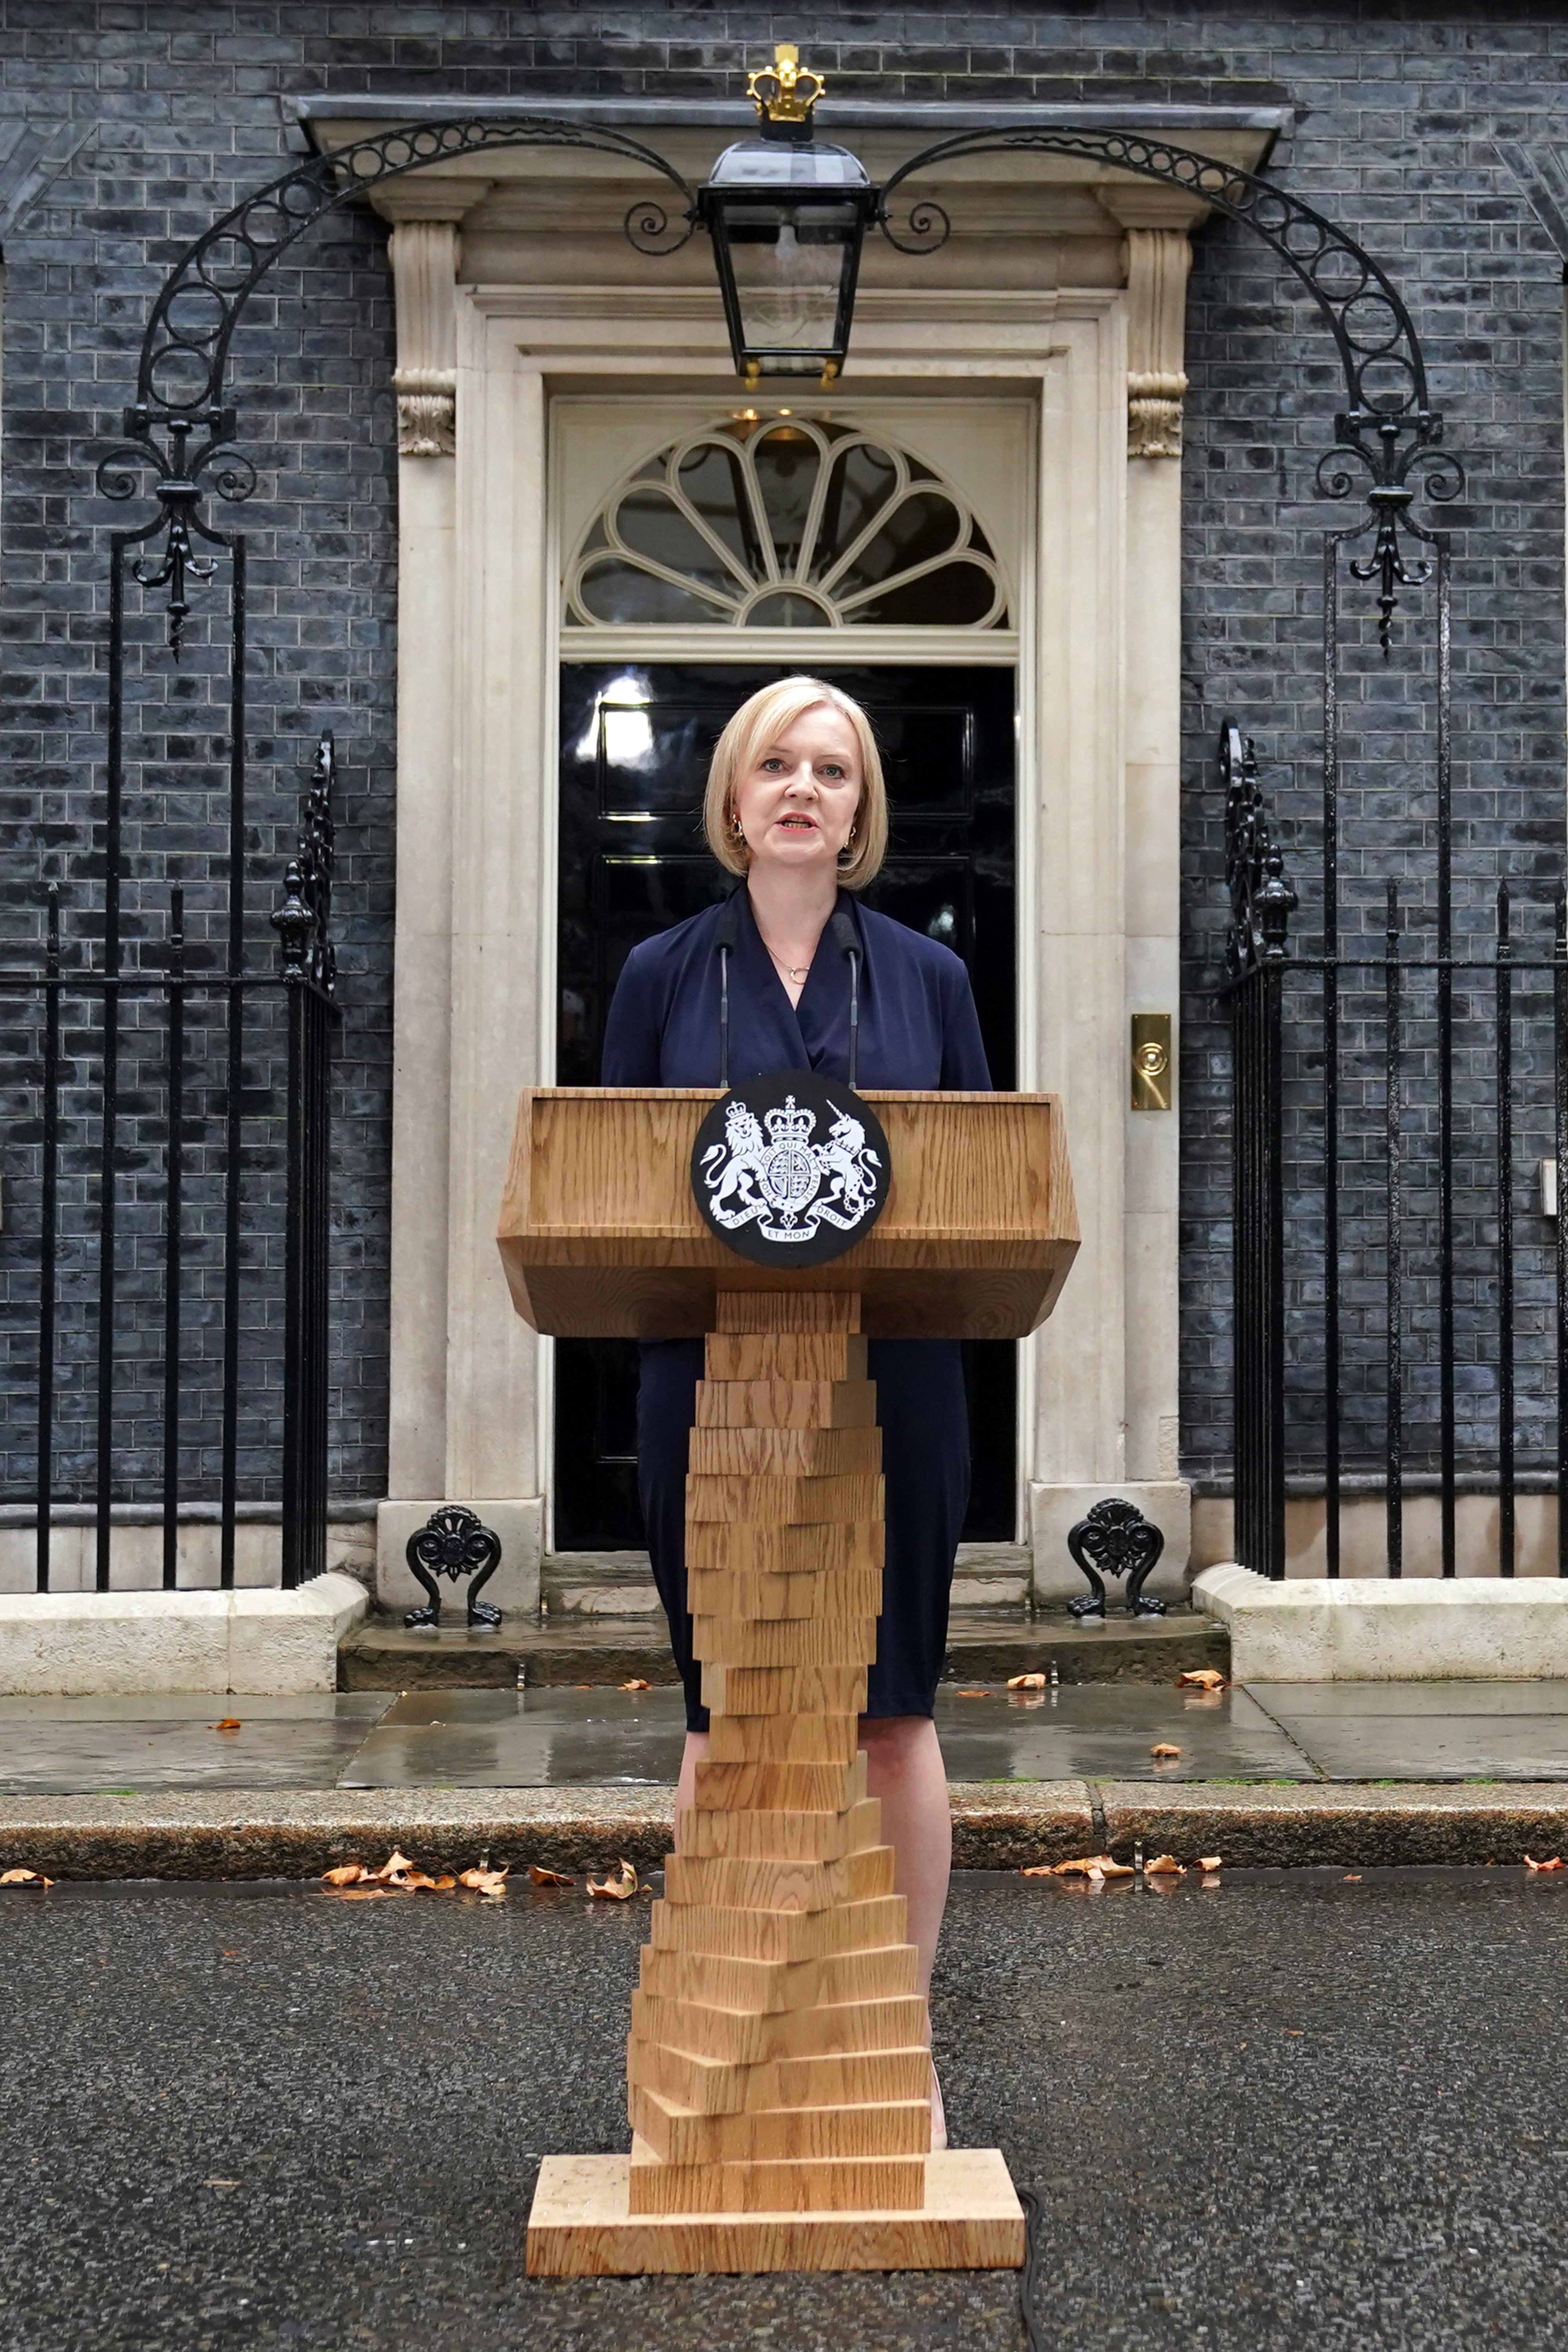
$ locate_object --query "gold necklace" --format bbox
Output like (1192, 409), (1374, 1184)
(762, 938), (811, 985)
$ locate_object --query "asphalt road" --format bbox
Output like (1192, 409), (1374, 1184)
(1, 1867), (1565, 2351)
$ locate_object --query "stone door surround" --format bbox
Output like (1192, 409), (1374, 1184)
(291, 96), (1285, 1613)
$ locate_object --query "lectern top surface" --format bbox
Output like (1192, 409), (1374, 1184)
(497, 1087), (1078, 1342)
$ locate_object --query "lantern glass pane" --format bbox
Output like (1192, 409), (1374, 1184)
(723, 198), (857, 367)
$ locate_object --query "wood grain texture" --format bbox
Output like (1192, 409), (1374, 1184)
(696, 1379), (876, 1428)
(686, 1567), (884, 1623)
(528, 1289), (1026, 2272)
(631, 2085), (931, 2166)
(704, 1713), (862, 1766)
(662, 1848), (894, 1914)
(691, 1620), (880, 1671)
(648, 1893), (908, 1962)
(629, 1992), (927, 2065)
(624, 2144), (929, 2219)
(525, 2149), (1027, 2272)
(701, 1664), (869, 1716)
(637, 1943), (920, 2016)
(705, 1334), (869, 1381)
(689, 1757), (875, 1812)
(688, 1425), (882, 1475)
(497, 1088), (1079, 1339)
(629, 2041), (933, 2119)
(716, 1290), (862, 1332)
(671, 1796), (883, 1862)
(685, 1471), (885, 1524)
(685, 1520), (882, 1574)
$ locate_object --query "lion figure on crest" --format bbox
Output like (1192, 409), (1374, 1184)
(699, 1097), (769, 1223)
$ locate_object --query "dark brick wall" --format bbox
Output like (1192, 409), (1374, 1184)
(0, 3), (1561, 1509)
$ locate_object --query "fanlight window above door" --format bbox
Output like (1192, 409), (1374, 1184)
(564, 416), (1009, 631)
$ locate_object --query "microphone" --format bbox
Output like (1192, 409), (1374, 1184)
(714, 886), (743, 1087)
(829, 908), (862, 1089)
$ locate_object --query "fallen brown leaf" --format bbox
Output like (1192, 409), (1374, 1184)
(587, 1859), (639, 1901)
(458, 1866), (510, 1899)
(1020, 1864), (1056, 1877)
(957, 1689), (992, 1699)
(1150, 1743), (1182, 1759)
(1007, 1672), (1048, 1690)
(1144, 1854), (1185, 1875)
(1198, 1856), (1223, 1874)
(1525, 1854), (1564, 1872)
(527, 1864), (574, 1887)
(1343, 1874), (1362, 1883)
(431, 1875), (457, 1891)
(335, 1886), (406, 1901)
(320, 1864), (368, 1887)
(371, 1850), (418, 1881)
(1178, 1670), (1227, 1691)
(619, 1678), (652, 1692)
(0, 1868), (52, 1887)
(1053, 1855), (1133, 1880)
(388, 1869), (440, 1891)
(211, 1719), (242, 1732)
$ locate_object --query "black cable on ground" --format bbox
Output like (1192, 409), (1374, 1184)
(1018, 2186), (1048, 2350)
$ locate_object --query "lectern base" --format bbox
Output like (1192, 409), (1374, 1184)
(525, 2147), (1025, 2276)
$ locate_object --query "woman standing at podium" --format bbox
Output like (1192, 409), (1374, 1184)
(601, 675), (991, 2147)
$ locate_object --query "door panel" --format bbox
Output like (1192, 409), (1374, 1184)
(554, 663), (1017, 1551)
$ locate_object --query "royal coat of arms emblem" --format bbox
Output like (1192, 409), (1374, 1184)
(690, 1071), (890, 1269)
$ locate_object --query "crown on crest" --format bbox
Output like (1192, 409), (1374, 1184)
(765, 1095), (815, 1144)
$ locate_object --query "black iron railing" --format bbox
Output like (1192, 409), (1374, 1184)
(1221, 719), (1568, 1578)
(0, 737), (337, 1591)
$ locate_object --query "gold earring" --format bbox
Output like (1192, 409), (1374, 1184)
(729, 812), (745, 840)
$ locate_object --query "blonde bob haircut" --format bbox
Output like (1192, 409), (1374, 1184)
(703, 675), (888, 892)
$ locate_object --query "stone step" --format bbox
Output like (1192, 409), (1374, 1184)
(338, 1604), (1228, 1691)
(541, 1544), (1033, 1619)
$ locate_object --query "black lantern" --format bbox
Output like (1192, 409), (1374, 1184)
(699, 45), (877, 385)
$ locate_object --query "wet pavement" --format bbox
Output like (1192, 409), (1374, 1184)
(4, 1679), (1568, 1794)
(2, 1865), (1565, 2350)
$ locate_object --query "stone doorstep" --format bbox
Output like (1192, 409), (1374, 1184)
(541, 1543), (1034, 1617)
(337, 1607), (1230, 1691)
(1195, 1563), (1568, 1681)
(1, 1780), (1567, 1879)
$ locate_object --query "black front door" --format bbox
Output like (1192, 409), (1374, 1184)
(553, 661), (1017, 1551)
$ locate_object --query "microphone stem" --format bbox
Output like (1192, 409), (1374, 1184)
(719, 944), (731, 1090)
(847, 951), (860, 1089)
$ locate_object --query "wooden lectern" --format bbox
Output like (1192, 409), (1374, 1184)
(499, 1087), (1078, 2277)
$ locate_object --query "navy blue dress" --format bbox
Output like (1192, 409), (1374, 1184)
(600, 887), (992, 1733)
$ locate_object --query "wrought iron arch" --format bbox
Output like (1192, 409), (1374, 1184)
(99, 115), (1457, 662)
(877, 125), (1463, 659)
(98, 116), (702, 656)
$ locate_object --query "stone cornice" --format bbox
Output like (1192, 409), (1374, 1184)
(284, 91), (1291, 151)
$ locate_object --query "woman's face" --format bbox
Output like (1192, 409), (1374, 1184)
(731, 702), (864, 878)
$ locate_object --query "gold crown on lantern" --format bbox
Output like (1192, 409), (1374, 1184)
(746, 42), (826, 130)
